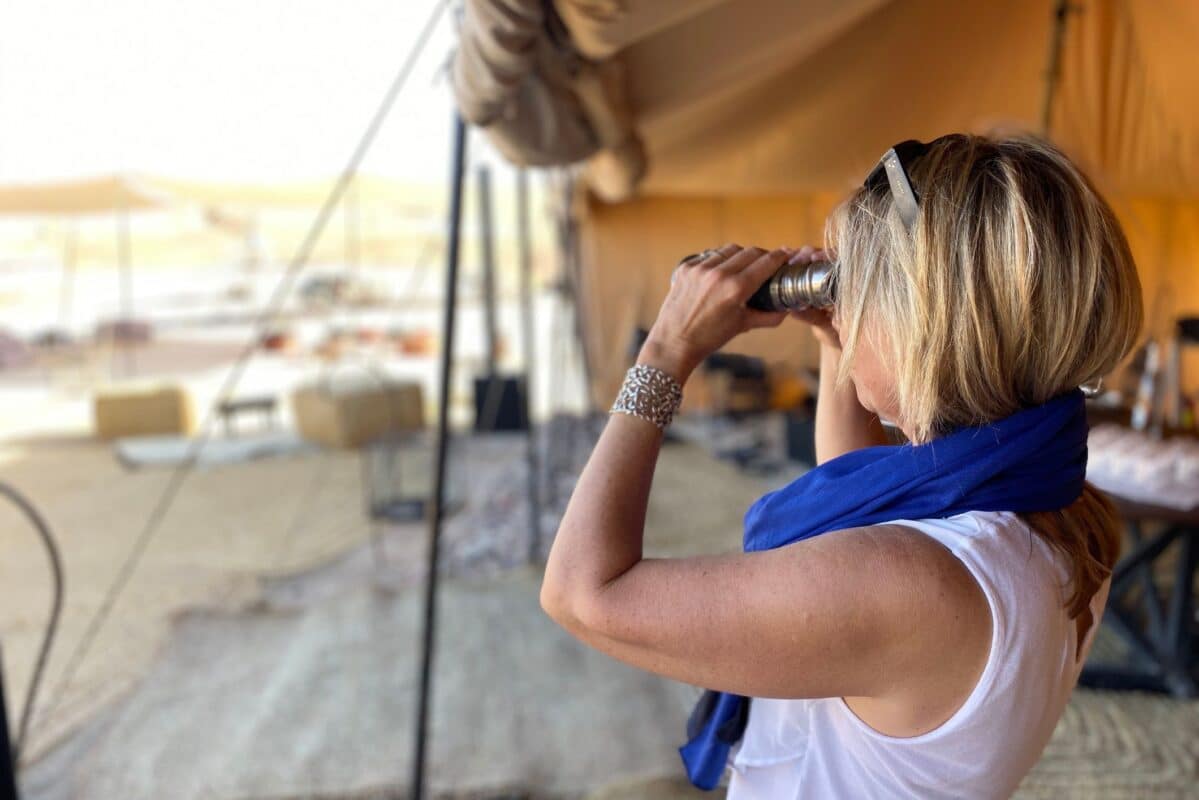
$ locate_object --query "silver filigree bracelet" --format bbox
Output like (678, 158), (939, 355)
(610, 364), (683, 430)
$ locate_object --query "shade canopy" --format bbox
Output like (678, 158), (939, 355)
(0, 174), (427, 216)
(155, 175), (430, 214)
(0, 175), (171, 215)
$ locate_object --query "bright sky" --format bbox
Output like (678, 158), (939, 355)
(0, 0), (473, 184)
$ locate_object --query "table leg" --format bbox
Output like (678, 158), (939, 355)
(1129, 521), (1167, 643)
(1081, 525), (1199, 698)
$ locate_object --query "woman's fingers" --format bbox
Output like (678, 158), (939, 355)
(673, 243), (739, 284)
(716, 246), (784, 277)
(694, 243), (741, 269)
(711, 245), (767, 274)
(793, 245), (816, 262)
(675, 244), (825, 306)
(789, 307), (832, 326)
(685, 243), (823, 276)
(734, 248), (790, 291)
(743, 309), (788, 330)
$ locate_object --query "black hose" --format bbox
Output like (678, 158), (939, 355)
(0, 482), (64, 766)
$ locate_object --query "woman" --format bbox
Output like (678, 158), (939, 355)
(540, 133), (1143, 798)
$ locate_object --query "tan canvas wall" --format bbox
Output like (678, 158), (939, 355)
(580, 192), (1199, 406)
(578, 191), (840, 406)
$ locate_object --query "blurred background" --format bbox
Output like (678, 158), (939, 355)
(0, 1), (1196, 798)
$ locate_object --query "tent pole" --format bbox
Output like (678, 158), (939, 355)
(411, 110), (467, 800)
(477, 165), (498, 375)
(117, 208), (135, 376)
(344, 174), (360, 275)
(1039, 0), (1075, 136)
(57, 225), (77, 335)
(561, 183), (595, 415)
(517, 168), (542, 563)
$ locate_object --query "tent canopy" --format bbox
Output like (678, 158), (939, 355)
(453, 0), (1199, 404)
(455, 0), (1198, 200)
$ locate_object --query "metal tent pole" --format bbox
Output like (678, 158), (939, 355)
(57, 225), (77, 335)
(410, 110), (467, 800)
(477, 165), (498, 375)
(117, 208), (135, 376)
(557, 179), (595, 414)
(344, 174), (361, 280)
(517, 169), (542, 563)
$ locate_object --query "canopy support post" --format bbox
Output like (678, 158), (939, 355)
(1040, 0), (1076, 136)
(477, 165), (499, 375)
(57, 225), (77, 335)
(410, 110), (467, 800)
(344, 175), (360, 275)
(554, 176), (595, 415)
(117, 208), (135, 376)
(517, 169), (543, 563)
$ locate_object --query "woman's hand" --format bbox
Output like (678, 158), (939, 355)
(638, 243), (791, 382)
(784, 245), (840, 350)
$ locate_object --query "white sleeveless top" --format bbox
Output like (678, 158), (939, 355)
(725, 510), (1108, 800)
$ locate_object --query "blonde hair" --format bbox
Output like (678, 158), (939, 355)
(827, 133), (1143, 617)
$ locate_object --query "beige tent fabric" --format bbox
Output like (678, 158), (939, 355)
(450, 0), (645, 191)
(452, 0), (598, 165)
(624, 0), (1050, 196)
(1053, 0), (1199, 198)
(448, 0), (1199, 198)
(552, 0), (728, 60)
(451, 0), (545, 126)
(551, 0), (1198, 198)
(451, 0), (1199, 403)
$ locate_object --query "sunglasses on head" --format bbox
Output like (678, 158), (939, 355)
(863, 138), (935, 231)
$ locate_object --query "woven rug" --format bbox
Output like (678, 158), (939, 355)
(1016, 688), (1199, 798)
(584, 688), (1199, 799)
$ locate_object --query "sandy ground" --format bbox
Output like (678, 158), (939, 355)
(12, 426), (1199, 799)
(17, 435), (766, 799)
(2, 337), (1197, 798)
(0, 429), (371, 758)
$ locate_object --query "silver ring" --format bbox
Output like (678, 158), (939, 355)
(673, 249), (712, 284)
(676, 251), (703, 266)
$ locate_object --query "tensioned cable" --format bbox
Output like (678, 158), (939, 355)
(37, 0), (451, 736)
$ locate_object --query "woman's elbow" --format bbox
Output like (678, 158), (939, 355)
(540, 570), (607, 637)
(539, 570), (579, 629)
(539, 573), (564, 617)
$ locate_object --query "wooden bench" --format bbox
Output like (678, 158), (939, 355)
(216, 395), (278, 437)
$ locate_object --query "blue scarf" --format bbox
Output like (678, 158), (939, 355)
(679, 389), (1089, 790)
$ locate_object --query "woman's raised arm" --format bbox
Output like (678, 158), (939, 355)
(538, 245), (988, 709)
